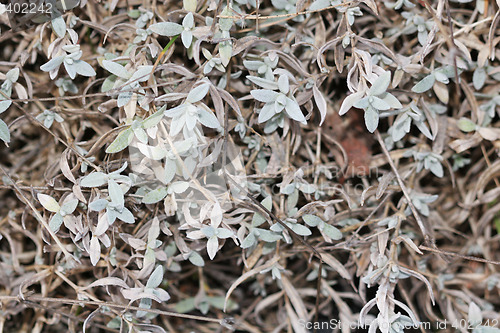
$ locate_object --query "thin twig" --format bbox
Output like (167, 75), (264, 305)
(375, 130), (434, 246)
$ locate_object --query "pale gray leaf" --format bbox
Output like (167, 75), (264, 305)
(302, 214), (322, 227)
(149, 22), (183, 36)
(198, 108), (221, 129)
(369, 71), (391, 96)
(313, 85), (327, 125)
(146, 265), (164, 288)
(339, 91), (364, 115)
(102, 60), (131, 79)
(247, 76), (279, 90)
(364, 107), (379, 133)
(251, 89), (279, 103)
(412, 74), (435, 93)
(143, 187), (169, 204)
(40, 56), (65, 72)
(80, 172), (108, 187)
(106, 128), (134, 153)
(187, 83), (210, 103)
(51, 16), (66, 38)
(322, 223), (342, 240)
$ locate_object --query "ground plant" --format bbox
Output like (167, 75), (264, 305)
(0, 0), (500, 332)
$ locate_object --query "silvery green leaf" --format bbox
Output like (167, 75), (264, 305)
(115, 207), (135, 223)
(457, 118), (477, 132)
(241, 232), (257, 248)
(219, 42), (232, 67)
(219, 6), (233, 31)
(51, 16), (66, 38)
(0, 119), (10, 143)
(289, 223), (311, 236)
(108, 179), (124, 207)
(43, 115), (55, 128)
(128, 66), (153, 83)
(207, 236), (219, 259)
(473, 67), (487, 90)
(216, 228), (233, 238)
(198, 108), (221, 129)
(392, 115), (411, 141)
(353, 97), (370, 109)
(261, 196), (272, 211)
(299, 183), (316, 194)
(133, 127), (148, 143)
(143, 187), (169, 204)
(38, 193), (60, 212)
(102, 60), (131, 79)
(313, 85), (327, 126)
(369, 96), (391, 111)
(309, 0), (331, 10)
(142, 108), (165, 128)
(49, 213), (64, 232)
(60, 199), (78, 215)
(468, 302), (482, 327)
(380, 93), (402, 109)
(369, 71), (391, 96)
(107, 209), (118, 225)
(203, 62), (214, 75)
(258, 229), (282, 242)
(40, 56), (65, 72)
(164, 158), (177, 184)
(426, 160), (444, 178)
(434, 70), (449, 84)
(89, 198), (108, 211)
(322, 223), (342, 240)
(6, 68), (19, 82)
(0, 100), (12, 114)
(285, 97), (306, 124)
(258, 103), (276, 123)
(101, 75), (116, 92)
(175, 298), (196, 313)
(247, 76), (279, 90)
(106, 128), (134, 153)
(339, 91), (364, 115)
(364, 107), (379, 133)
(281, 183), (296, 195)
(181, 30), (193, 48)
(251, 90), (279, 103)
(117, 91), (133, 107)
(169, 181), (189, 194)
(415, 121), (433, 140)
(64, 61), (78, 80)
(164, 104), (187, 118)
(277, 75), (289, 94)
(252, 212), (266, 227)
(243, 60), (262, 71)
(81, 172), (108, 187)
(188, 251), (205, 267)
(183, 12), (194, 27)
(146, 265), (164, 288)
(412, 74), (435, 93)
(89, 236), (101, 266)
(417, 29), (428, 46)
(73, 60), (96, 77)
(302, 214), (322, 227)
(149, 22), (183, 36)
(187, 83), (210, 103)
(136, 142), (167, 160)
